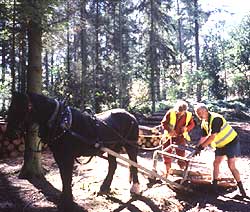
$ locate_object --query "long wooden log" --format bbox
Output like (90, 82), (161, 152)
(171, 169), (211, 177)
(18, 144), (25, 152)
(101, 147), (191, 191)
(9, 150), (19, 158)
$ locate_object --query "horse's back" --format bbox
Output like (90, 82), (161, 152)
(96, 109), (139, 141)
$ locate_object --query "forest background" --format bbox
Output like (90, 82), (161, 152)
(0, 0), (250, 205)
(0, 0), (250, 115)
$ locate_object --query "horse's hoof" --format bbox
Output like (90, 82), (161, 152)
(97, 191), (107, 196)
(58, 203), (74, 212)
(97, 188), (111, 196)
(130, 183), (141, 195)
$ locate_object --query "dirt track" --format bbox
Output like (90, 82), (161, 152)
(0, 121), (249, 212)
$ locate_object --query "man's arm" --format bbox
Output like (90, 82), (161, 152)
(199, 133), (217, 148)
(199, 117), (223, 148)
(161, 111), (177, 137)
(182, 116), (195, 133)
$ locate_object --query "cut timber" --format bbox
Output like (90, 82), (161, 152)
(7, 143), (15, 151)
(171, 169), (211, 177)
(12, 139), (22, 146)
(190, 178), (236, 188)
(139, 125), (153, 135)
(18, 144), (25, 152)
(9, 151), (19, 158)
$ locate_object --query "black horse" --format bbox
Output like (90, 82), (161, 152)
(5, 92), (140, 210)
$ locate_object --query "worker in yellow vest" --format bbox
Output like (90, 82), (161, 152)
(194, 103), (247, 197)
(161, 100), (195, 176)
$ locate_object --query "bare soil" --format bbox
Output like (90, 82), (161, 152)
(0, 121), (250, 212)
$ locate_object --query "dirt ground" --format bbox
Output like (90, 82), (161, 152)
(0, 121), (250, 212)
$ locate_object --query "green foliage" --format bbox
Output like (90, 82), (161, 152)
(229, 73), (249, 98)
(1, 0), (250, 116)
(201, 24), (228, 100)
(227, 14), (250, 98)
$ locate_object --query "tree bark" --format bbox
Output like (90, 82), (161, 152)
(177, 0), (183, 75)
(194, 0), (201, 101)
(94, 0), (101, 113)
(20, 22), (27, 93)
(50, 50), (54, 94)
(44, 50), (49, 91)
(80, 0), (87, 107)
(19, 19), (43, 179)
(150, 0), (156, 112)
(1, 20), (7, 111)
(11, 0), (16, 93)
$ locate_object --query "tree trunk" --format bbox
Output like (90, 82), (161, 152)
(66, 1), (71, 76)
(80, 0), (87, 107)
(194, 0), (200, 70)
(11, 0), (16, 93)
(19, 19), (43, 179)
(1, 21), (7, 111)
(50, 50), (54, 94)
(94, 0), (101, 113)
(44, 50), (49, 91)
(118, 0), (125, 108)
(150, 0), (156, 112)
(177, 0), (183, 75)
(194, 0), (201, 101)
(20, 22), (27, 93)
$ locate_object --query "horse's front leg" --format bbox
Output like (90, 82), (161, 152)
(99, 154), (117, 194)
(125, 144), (140, 195)
(53, 150), (74, 210)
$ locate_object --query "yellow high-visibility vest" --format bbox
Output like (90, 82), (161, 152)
(164, 109), (192, 141)
(201, 112), (237, 148)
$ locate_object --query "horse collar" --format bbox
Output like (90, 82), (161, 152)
(47, 99), (60, 128)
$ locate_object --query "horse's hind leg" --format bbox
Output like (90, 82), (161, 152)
(99, 154), (117, 194)
(125, 143), (140, 195)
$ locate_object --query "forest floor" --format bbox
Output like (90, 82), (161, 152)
(0, 121), (250, 212)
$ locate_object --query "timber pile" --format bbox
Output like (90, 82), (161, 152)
(0, 122), (25, 158)
(0, 122), (47, 159)
(138, 109), (166, 148)
(138, 108), (167, 148)
(138, 125), (163, 148)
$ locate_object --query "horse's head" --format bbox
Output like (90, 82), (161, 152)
(5, 92), (31, 140)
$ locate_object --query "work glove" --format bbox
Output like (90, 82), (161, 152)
(193, 144), (204, 156)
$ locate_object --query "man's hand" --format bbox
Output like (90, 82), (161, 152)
(181, 126), (188, 133)
(169, 130), (177, 137)
(193, 144), (204, 156)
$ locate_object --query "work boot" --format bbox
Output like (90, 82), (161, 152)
(237, 181), (247, 197)
(212, 179), (219, 194)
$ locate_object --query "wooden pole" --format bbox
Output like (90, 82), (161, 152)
(101, 147), (191, 191)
